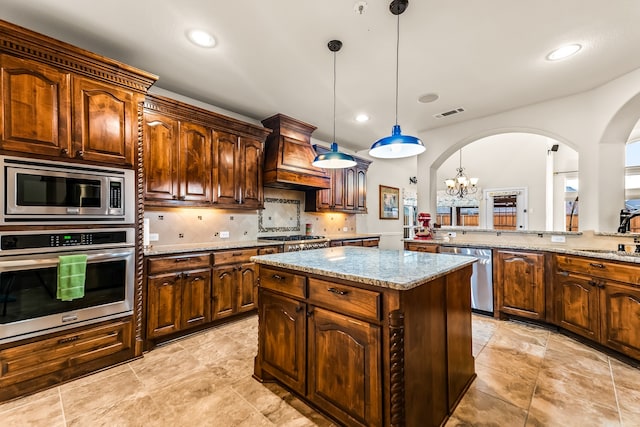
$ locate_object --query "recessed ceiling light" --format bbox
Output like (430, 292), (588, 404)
(418, 93), (439, 103)
(546, 44), (581, 61)
(186, 29), (216, 48)
(355, 113), (369, 123)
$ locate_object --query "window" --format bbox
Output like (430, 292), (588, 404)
(625, 141), (640, 232)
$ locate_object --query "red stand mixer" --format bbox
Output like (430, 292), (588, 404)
(414, 212), (433, 240)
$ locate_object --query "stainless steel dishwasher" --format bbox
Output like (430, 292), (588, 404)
(439, 246), (493, 315)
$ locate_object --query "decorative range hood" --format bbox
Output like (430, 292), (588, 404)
(261, 114), (330, 190)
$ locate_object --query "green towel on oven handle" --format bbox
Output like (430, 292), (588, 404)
(57, 254), (88, 301)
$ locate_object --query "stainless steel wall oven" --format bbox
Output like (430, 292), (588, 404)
(0, 228), (135, 344)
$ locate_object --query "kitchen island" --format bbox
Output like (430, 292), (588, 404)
(251, 247), (477, 427)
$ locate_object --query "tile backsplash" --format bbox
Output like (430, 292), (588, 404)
(145, 188), (357, 246)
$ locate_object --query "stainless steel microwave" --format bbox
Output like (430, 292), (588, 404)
(0, 155), (135, 224)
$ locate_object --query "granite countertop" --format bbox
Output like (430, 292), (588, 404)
(404, 238), (640, 265)
(324, 233), (381, 240)
(251, 246), (476, 291)
(144, 240), (280, 256)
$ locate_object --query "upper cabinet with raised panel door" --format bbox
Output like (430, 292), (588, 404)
(0, 21), (157, 167)
(143, 94), (270, 208)
(305, 145), (372, 213)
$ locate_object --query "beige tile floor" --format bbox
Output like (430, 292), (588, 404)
(1, 314), (639, 426)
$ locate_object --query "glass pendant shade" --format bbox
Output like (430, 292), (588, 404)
(369, 125), (425, 159)
(313, 142), (356, 168)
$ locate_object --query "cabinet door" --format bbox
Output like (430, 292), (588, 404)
(143, 112), (179, 201)
(316, 186), (333, 210)
(343, 166), (356, 211)
(179, 122), (212, 203)
(212, 265), (236, 320)
(496, 250), (545, 320)
(356, 166), (367, 212)
(600, 281), (640, 360)
(332, 168), (346, 210)
(147, 273), (182, 339)
(180, 268), (211, 329)
(237, 262), (258, 313)
(238, 137), (264, 208)
(554, 272), (600, 341)
(308, 307), (382, 427)
(212, 130), (239, 205)
(0, 55), (72, 157)
(258, 291), (306, 395)
(72, 77), (135, 166)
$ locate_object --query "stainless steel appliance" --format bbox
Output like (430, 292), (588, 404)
(1, 155), (134, 224)
(258, 235), (329, 252)
(439, 246), (493, 314)
(0, 228), (135, 344)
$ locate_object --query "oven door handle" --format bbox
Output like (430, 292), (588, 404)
(0, 250), (134, 271)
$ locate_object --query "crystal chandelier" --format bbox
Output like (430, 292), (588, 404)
(445, 149), (478, 198)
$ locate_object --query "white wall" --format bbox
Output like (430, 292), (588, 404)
(417, 66), (640, 233)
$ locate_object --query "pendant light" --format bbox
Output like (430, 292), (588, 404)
(312, 40), (357, 169)
(369, 0), (425, 159)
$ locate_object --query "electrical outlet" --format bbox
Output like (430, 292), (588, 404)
(448, 232), (457, 237)
(343, 227), (348, 232)
(149, 233), (159, 241)
(220, 231), (230, 238)
(551, 235), (566, 243)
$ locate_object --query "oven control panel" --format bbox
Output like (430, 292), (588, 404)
(1, 231), (128, 251)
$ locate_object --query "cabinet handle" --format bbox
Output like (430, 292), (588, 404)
(327, 287), (349, 296)
(172, 195), (178, 199)
(179, 196), (186, 200)
(182, 272), (190, 279)
(233, 252), (243, 256)
(58, 335), (79, 344)
(588, 280), (598, 287)
(60, 148), (69, 157)
(272, 274), (284, 281)
(597, 282), (605, 289)
(589, 262), (605, 269)
(295, 305), (304, 313)
(174, 258), (189, 263)
(558, 271), (569, 277)
(75, 150), (84, 159)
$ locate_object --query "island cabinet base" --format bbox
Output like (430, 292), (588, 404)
(254, 264), (475, 427)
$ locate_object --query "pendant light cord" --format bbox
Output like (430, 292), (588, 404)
(333, 49), (337, 143)
(394, 11), (400, 126)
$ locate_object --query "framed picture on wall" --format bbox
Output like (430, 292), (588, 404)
(379, 185), (400, 219)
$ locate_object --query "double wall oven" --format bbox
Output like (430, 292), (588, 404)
(0, 156), (136, 345)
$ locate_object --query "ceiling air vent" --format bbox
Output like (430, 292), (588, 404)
(433, 107), (465, 119)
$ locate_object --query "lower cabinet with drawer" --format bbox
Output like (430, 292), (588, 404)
(146, 253), (212, 339)
(255, 264), (474, 427)
(554, 254), (640, 360)
(212, 248), (259, 320)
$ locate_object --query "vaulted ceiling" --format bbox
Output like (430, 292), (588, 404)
(4, 0), (640, 152)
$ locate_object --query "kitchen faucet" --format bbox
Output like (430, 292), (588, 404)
(617, 208), (640, 233)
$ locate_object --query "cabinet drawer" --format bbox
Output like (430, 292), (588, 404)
(258, 246), (280, 255)
(341, 239), (363, 247)
(556, 255), (640, 285)
(0, 319), (132, 385)
(213, 248), (258, 265)
(148, 253), (210, 274)
(362, 238), (380, 247)
(308, 278), (380, 322)
(405, 242), (439, 253)
(260, 267), (306, 299)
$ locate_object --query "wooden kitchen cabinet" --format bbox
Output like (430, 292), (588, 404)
(211, 248), (259, 320)
(72, 77), (137, 166)
(1, 53), (148, 167)
(0, 54), (72, 158)
(405, 241), (440, 253)
(144, 94), (269, 208)
(146, 254), (212, 339)
(211, 132), (264, 209)
(495, 249), (546, 320)
(305, 146), (371, 213)
(330, 237), (380, 248)
(144, 112), (212, 205)
(554, 254), (640, 360)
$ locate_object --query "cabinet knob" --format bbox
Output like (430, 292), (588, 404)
(75, 150), (84, 159)
(179, 196), (186, 200)
(60, 148), (69, 157)
(172, 195), (178, 199)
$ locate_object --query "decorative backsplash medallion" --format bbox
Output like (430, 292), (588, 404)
(258, 198), (301, 232)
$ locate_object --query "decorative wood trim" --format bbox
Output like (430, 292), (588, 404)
(0, 19), (157, 93)
(144, 94), (271, 141)
(389, 309), (406, 427)
(134, 100), (145, 356)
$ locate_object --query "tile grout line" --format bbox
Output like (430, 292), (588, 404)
(608, 356), (624, 427)
(57, 387), (67, 427)
(522, 329), (550, 426)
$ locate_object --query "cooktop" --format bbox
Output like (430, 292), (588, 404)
(258, 235), (326, 242)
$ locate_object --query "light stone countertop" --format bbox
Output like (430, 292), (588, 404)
(251, 246), (476, 291)
(144, 240), (280, 256)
